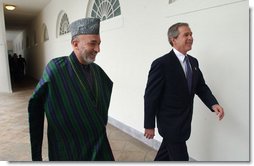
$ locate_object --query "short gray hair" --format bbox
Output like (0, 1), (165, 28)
(167, 22), (189, 46)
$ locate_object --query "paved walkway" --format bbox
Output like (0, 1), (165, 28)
(0, 78), (157, 161)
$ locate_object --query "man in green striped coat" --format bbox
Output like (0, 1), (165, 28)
(28, 18), (114, 161)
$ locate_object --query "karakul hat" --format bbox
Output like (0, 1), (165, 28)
(69, 17), (100, 39)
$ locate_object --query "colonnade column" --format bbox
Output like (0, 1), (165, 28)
(0, 3), (12, 93)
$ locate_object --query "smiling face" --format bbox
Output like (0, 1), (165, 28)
(171, 25), (193, 55)
(72, 34), (101, 64)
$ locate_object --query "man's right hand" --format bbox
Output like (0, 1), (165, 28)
(144, 128), (155, 139)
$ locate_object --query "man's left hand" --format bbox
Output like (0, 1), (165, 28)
(212, 104), (224, 120)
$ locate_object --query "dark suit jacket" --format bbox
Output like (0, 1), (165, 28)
(144, 50), (218, 142)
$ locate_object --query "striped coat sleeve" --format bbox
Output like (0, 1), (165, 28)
(28, 65), (49, 161)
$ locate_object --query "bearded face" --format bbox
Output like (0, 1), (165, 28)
(72, 35), (101, 64)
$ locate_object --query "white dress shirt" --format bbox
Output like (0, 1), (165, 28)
(173, 48), (188, 76)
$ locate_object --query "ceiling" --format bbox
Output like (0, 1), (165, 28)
(3, 0), (51, 30)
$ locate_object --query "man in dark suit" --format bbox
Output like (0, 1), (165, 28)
(144, 22), (224, 161)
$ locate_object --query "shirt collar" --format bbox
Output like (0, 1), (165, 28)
(173, 48), (186, 63)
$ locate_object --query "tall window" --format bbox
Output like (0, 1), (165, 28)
(26, 36), (30, 48)
(32, 30), (37, 46)
(59, 13), (69, 35)
(88, 0), (121, 21)
(57, 11), (70, 37)
(42, 23), (49, 42)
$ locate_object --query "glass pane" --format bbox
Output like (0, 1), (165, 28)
(92, 4), (97, 11)
(91, 10), (96, 17)
(114, 7), (121, 16)
(95, 0), (100, 6)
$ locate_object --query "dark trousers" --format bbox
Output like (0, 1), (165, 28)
(154, 139), (189, 161)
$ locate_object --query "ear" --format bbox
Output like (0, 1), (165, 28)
(171, 37), (178, 46)
(72, 40), (79, 49)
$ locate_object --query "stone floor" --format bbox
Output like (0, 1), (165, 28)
(0, 77), (157, 161)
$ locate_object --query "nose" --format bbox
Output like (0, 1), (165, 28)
(94, 44), (100, 53)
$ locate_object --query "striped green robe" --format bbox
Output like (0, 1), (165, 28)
(28, 52), (114, 161)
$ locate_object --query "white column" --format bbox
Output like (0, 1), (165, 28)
(0, 3), (12, 93)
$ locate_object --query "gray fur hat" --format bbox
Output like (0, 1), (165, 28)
(69, 17), (100, 39)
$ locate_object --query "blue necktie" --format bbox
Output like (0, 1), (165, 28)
(185, 56), (192, 93)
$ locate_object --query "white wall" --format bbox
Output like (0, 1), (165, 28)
(22, 0), (249, 161)
(12, 32), (25, 56)
(100, 0), (249, 161)
(6, 30), (23, 53)
(0, 1), (12, 93)
(168, 1), (249, 161)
